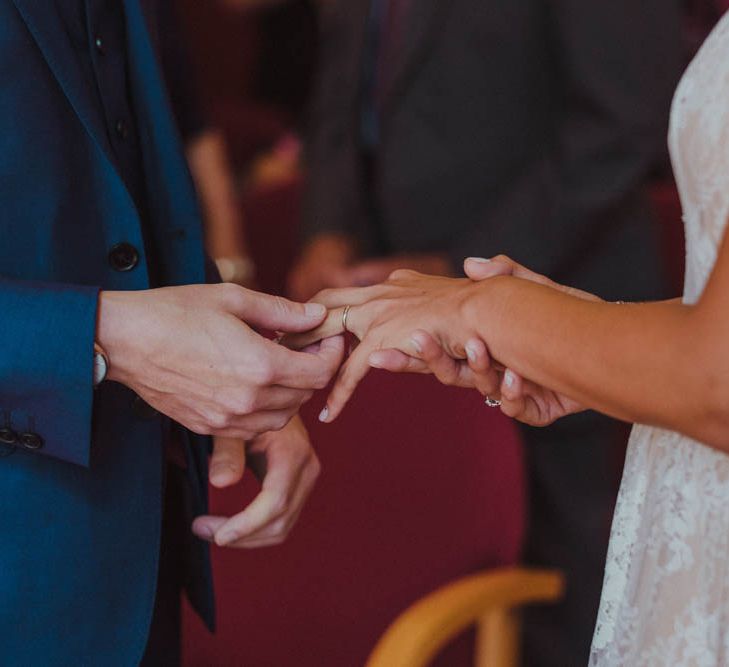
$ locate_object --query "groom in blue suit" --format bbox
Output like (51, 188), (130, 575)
(0, 1), (343, 664)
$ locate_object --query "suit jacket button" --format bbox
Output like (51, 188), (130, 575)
(108, 243), (139, 272)
(0, 428), (17, 445)
(19, 432), (43, 450)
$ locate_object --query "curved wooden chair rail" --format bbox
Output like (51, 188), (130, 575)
(366, 567), (565, 667)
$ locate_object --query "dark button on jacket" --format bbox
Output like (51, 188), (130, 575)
(19, 432), (44, 451)
(0, 428), (17, 446)
(108, 242), (140, 272)
(58, 0), (158, 281)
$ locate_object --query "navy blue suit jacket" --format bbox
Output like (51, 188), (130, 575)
(0, 1), (213, 663)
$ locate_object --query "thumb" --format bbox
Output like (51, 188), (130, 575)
(465, 256), (598, 301)
(209, 437), (246, 489)
(226, 288), (327, 333)
(463, 257), (515, 281)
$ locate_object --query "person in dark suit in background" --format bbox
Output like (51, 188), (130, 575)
(289, 2), (682, 664)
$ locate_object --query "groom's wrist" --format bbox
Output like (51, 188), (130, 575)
(96, 290), (138, 384)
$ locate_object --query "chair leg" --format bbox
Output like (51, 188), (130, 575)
(476, 609), (520, 667)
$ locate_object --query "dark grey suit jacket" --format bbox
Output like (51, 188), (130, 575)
(303, 0), (683, 300)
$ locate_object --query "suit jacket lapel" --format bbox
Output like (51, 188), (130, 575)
(385, 0), (449, 108)
(11, 0), (119, 172)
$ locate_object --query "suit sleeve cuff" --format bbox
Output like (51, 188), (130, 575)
(0, 279), (100, 467)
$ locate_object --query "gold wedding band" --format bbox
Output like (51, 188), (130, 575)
(342, 305), (352, 333)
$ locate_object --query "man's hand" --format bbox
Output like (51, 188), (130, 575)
(97, 284), (344, 439)
(282, 256), (595, 424)
(288, 234), (356, 302)
(192, 416), (320, 548)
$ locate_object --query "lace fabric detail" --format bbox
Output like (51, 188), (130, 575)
(589, 12), (729, 666)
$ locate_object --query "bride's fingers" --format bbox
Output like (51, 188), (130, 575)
(280, 300), (386, 351)
(279, 308), (345, 350)
(374, 331), (489, 390)
(310, 284), (392, 309)
(319, 343), (374, 422)
(410, 330), (478, 388)
(369, 349), (432, 374)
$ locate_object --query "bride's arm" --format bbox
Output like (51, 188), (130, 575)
(460, 281), (699, 434)
(306, 228), (729, 448)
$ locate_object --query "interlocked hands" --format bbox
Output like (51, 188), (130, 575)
(283, 256), (597, 427)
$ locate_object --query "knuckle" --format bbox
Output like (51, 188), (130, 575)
(192, 423), (213, 436)
(439, 371), (458, 386)
(219, 282), (245, 306)
(204, 409), (230, 431)
(251, 359), (276, 386)
(272, 295), (293, 319)
(234, 391), (257, 415)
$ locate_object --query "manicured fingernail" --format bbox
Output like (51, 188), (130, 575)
(467, 257), (491, 263)
(319, 406), (330, 422)
(305, 302), (327, 318)
(504, 370), (515, 388)
(465, 342), (478, 363)
(410, 337), (423, 354)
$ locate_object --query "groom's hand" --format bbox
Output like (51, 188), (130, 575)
(192, 416), (320, 548)
(96, 284), (344, 439)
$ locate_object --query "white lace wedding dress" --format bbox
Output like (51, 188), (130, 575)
(589, 11), (729, 667)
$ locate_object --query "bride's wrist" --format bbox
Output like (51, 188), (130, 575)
(459, 275), (513, 343)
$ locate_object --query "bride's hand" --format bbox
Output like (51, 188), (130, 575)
(283, 270), (493, 421)
(465, 255), (594, 425)
(370, 256), (593, 426)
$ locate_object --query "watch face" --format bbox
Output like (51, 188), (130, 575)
(94, 351), (108, 387)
